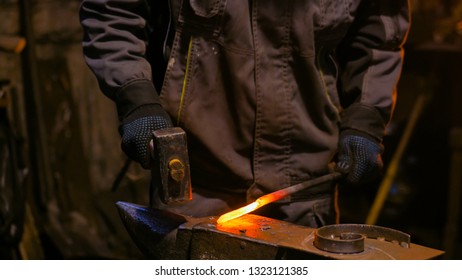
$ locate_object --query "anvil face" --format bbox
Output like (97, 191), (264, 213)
(116, 201), (444, 260)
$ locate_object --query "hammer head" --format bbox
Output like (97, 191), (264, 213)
(151, 127), (192, 205)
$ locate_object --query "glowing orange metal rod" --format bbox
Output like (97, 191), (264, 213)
(217, 172), (342, 224)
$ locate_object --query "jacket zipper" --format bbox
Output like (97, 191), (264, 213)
(316, 46), (340, 120)
(177, 36), (194, 125)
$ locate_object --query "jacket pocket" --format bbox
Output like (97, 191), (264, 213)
(189, 0), (225, 18)
(178, 0), (227, 38)
(314, 0), (353, 27)
(313, 0), (355, 42)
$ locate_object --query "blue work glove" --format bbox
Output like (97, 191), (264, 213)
(336, 130), (384, 186)
(119, 104), (173, 169)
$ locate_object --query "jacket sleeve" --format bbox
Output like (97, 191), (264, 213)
(336, 0), (410, 141)
(79, 0), (161, 120)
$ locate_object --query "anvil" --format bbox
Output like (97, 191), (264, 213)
(116, 201), (444, 260)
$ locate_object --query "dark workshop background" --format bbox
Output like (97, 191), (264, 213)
(1, 0), (461, 260)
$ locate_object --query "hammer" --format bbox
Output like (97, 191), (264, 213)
(150, 127), (192, 205)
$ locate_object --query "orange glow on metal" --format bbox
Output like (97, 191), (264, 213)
(216, 202), (259, 224)
(217, 188), (291, 224)
(216, 214), (269, 239)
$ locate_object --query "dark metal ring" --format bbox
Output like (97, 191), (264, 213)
(314, 224), (411, 254)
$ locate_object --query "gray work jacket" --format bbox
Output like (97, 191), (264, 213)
(80, 0), (410, 200)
